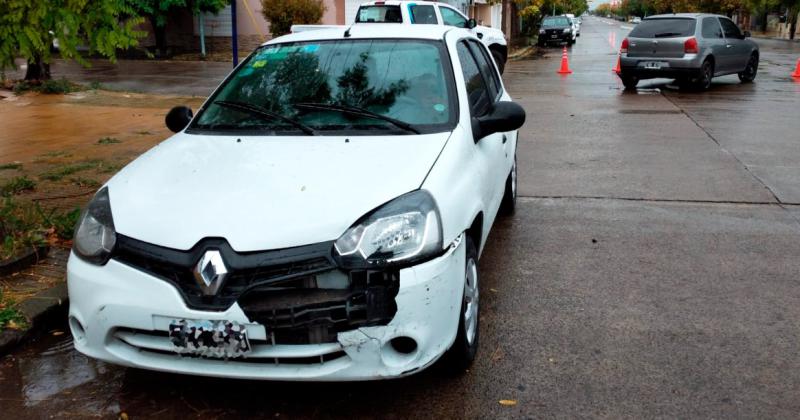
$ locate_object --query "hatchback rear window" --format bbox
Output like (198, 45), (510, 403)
(356, 6), (403, 23)
(628, 18), (696, 38)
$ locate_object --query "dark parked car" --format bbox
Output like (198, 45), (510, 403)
(538, 16), (577, 46)
(618, 13), (759, 90)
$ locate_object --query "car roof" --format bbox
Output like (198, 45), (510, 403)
(359, 0), (449, 6)
(645, 13), (726, 20)
(265, 24), (456, 46)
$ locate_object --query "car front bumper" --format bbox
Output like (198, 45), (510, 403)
(539, 33), (573, 44)
(67, 237), (465, 381)
(619, 54), (703, 80)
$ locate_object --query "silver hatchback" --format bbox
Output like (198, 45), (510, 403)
(618, 14), (759, 90)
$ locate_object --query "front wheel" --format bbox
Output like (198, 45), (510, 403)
(738, 53), (758, 83)
(441, 236), (480, 373)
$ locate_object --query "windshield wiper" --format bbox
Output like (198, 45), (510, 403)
(653, 32), (682, 38)
(213, 100), (316, 135)
(292, 102), (421, 134)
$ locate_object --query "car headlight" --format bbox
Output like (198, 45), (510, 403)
(539, 29), (546, 34)
(563, 28), (572, 33)
(334, 190), (442, 269)
(73, 187), (116, 265)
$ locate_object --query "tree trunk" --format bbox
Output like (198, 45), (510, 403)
(151, 17), (168, 57)
(790, 8), (798, 40)
(760, 10), (768, 32)
(24, 56), (51, 81)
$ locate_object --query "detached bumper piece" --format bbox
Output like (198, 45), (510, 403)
(112, 235), (398, 345)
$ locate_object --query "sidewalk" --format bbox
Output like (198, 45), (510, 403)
(7, 58), (233, 97)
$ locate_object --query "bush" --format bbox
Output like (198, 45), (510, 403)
(261, 0), (326, 37)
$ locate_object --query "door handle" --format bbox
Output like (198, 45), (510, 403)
(502, 134), (507, 144)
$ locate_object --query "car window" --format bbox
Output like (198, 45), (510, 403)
(356, 5), (403, 23)
(701, 17), (723, 39)
(409, 4), (438, 24)
(191, 39), (457, 135)
(456, 41), (490, 117)
(467, 40), (501, 100)
(440, 6), (468, 28)
(628, 18), (696, 38)
(719, 18), (742, 39)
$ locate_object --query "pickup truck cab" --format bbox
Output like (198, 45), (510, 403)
(353, 1), (508, 73)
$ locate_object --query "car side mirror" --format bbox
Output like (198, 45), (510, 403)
(467, 18), (477, 29)
(471, 101), (526, 142)
(166, 106), (193, 133)
(742, 30), (751, 38)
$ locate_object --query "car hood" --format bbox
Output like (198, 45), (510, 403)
(107, 132), (451, 251)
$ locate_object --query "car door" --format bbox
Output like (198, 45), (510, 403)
(719, 17), (749, 72)
(455, 40), (507, 220)
(701, 17), (727, 73)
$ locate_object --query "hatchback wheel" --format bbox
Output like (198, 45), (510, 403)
(499, 156), (517, 216)
(695, 59), (714, 90)
(738, 53), (758, 83)
(441, 236), (480, 372)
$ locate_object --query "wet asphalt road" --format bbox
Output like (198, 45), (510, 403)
(2, 17), (800, 419)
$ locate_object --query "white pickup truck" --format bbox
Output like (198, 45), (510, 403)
(292, 0), (508, 73)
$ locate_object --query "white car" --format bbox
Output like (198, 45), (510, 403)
(67, 24), (525, 381)
(566, 13), (581, 36)
(295, 1), (508, 74)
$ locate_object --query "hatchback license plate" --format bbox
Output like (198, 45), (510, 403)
(641, 61), (668, 69)
(551, 34), (558, 38)
(169, 319), (251, 358)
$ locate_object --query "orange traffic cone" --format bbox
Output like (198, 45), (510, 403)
(613, 55), (621, 74)
(557, 47), (572, 74)
(792, 58), (800, 78)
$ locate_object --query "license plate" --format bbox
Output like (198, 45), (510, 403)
(169, 319), (251, 358)
(641, 61), (668, 69)
(551, 34), (558, 38)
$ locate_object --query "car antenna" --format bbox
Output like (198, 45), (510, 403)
(344, 24), (353, 38)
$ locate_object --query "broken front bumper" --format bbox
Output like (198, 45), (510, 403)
(66, 237), (465, 381)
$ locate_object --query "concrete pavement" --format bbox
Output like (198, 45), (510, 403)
(2, 16), (800, 418)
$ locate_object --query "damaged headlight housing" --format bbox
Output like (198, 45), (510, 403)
(73, 187), (116, 265)
(334, 190), (443, 269)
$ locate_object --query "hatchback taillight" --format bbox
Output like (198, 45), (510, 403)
(620, 38), (629, 54)
(684, 37), (699, 54)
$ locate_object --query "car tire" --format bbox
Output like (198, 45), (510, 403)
(694, 58), (714, 90)
(441, 236), (480, 373)
(620, 73), (638, 90)
(499, 156), (516, 216)
(491, 49), (506, 74)
(738, 53), (758, 83)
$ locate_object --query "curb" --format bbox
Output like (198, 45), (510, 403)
(0, 282), (68, 355)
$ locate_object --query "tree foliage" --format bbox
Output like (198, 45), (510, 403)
(0, 0), (145, 80)
(260, 0), (326, 37)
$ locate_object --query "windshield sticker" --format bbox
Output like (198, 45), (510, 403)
(302, 44), (319, 53)
(251, 59), (267, 68)
(434, 104), (446, 112)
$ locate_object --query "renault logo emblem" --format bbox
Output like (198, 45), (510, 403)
(193, 250), (228, 296)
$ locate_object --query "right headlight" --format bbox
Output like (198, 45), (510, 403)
(73, 187), (116, 265)
(333, 190), (443, 269)
(563, 28), (572, 33)
(539, 29), (546, 34)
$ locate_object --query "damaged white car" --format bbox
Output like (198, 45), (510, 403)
(67, 24), (525, 380)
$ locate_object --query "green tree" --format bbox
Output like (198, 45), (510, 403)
(126, 0), (229, 57)
(260, 0), (326, 37)
(0, 0), (145, 81)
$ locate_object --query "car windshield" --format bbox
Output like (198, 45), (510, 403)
(542, 17), (570, 27)
(190, 39), (456, 135)
(628, 18), (696, 38)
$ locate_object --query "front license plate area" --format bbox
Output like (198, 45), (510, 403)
(551, 34), (558, 38)
(641, 61), (668, 70)
(169, 319), (251, 358)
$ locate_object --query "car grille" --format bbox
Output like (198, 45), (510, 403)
(112, 235), (399, 344)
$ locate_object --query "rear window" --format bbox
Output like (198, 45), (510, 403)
(542, 16), (570, 27)
(628, 18), (697, 38)
(356, 6), (403, 23)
